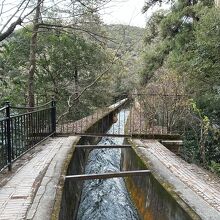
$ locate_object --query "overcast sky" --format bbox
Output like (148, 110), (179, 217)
(100, 0), (170, 28)
(0, 0), (169, 31)
(101, 0), (146, 28)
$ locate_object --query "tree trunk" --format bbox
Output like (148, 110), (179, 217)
(73, 67), (79, 119)
(199, 126), (208, 165)
(74, 67), (79, 100)
(28, 0), (41, 107)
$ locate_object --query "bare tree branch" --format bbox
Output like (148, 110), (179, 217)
(0, 0), (26, 33)
(56, 58), (117, 122)
(0, 17), (22, 41)
(75, 0), (95, 12)
(38, 22), (117, 43)
(56, 33), (126, 123)
(0, 0), (6, 17)
(0, 0), (44, 42)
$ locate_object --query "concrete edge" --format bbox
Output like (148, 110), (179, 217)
(90, 98), (129, 128)
(50, 99), (129, 220)
(127, 138), (201, 220)
(50, 136), (80, 220)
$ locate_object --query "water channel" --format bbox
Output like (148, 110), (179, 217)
(77, 110), (139, 220)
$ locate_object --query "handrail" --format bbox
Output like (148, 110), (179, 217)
(10, 107), (53, 119)
(0, 100), (53, 112)
(0, 98), (56, 172)
(10, 100), (52, 110)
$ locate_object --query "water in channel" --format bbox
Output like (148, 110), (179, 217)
(77, 110), (139, 220)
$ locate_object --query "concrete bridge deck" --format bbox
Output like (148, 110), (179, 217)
(0, 136), (219, 219)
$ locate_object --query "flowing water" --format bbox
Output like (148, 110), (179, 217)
(77, 110), (139, 220)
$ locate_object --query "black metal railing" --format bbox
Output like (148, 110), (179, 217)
(0, 106), (8, 171)
(0, 99), (56, 172)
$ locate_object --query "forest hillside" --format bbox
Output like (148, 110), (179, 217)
(0, 0), (220, 175)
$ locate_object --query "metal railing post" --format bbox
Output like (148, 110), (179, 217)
(5, 102), (12, 171)
(51, 98), (56, 135)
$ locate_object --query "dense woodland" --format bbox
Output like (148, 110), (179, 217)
(0, 0), (144, 119)
(0, 0), (220, 174)
(142, 0), (220, 174)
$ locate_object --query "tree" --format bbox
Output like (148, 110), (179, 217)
(0, 24), (116, 118)
(28, 0), (41, 107)
(0, 0), (111, 42)
(141, 0), (220, 170)
(0, 0), (41, 41)
(141, 68), (189, 133)
(0, 0), (114, 107)
(36, 31), (112, 118)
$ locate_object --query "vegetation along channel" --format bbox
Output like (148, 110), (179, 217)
(1, 0), (220, 219)
(59, 109), (195, 220)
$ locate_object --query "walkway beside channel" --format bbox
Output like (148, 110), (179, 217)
(131, 139), (220, 219)
(0, 99), (128, 220)
(0, 136), (77, 220)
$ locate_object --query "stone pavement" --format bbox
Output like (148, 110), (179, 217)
(0, 136), (77, 220)
(132, 139), (220, 220)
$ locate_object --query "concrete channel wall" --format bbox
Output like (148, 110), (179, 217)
(53, 99), (199, 220)
(52, 99), (128, 220)
(121, 144), (198, 220)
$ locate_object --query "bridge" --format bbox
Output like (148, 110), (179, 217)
(0, 96), (219, 219)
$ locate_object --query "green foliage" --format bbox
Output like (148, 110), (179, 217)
(209, 161), (220, 175)
(0, 29), (31, 105)
(180, 101), (220, 168)
(143, 0), (165, 12)
(142, 40), (170, 83)
(0, 23), (144, 120)
(103, 24), (145, 94)
(0, 26), (115, 118)
(142, 0), (220, 174)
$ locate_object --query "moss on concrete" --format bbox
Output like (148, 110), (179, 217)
(123, 138), (200, 220)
